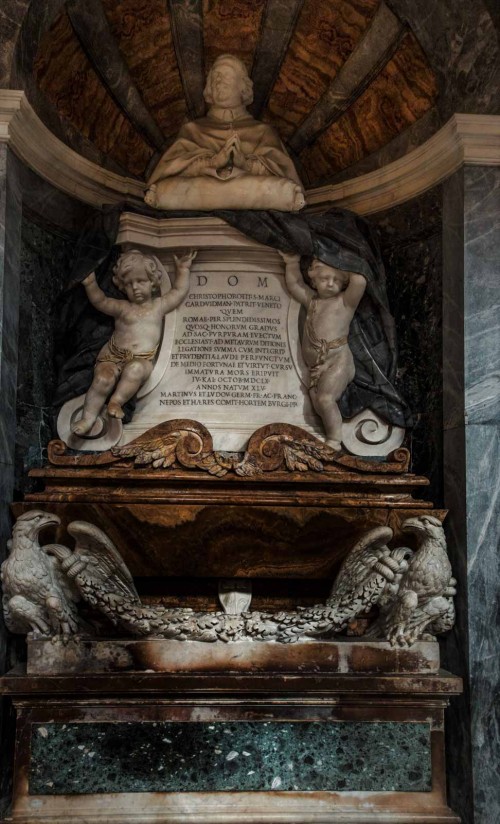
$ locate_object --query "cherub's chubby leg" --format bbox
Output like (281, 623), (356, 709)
(309, 348), (355, 451)
(107, 359), (154, 419)
(72, 362), (120, 436)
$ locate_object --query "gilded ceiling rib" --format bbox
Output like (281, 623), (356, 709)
(66, 0), (166, 151)
(167, 0), (206, 120)
(250, 0), (305, 117)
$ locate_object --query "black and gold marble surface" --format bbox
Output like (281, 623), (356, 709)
(374, 188), (443, 504)
(15, 216), (76, 495)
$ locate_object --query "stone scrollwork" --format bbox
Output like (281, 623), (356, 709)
(341, 409), (405, 458)
(111, 421), (233, 478)
(46, 420), (411, 475)
(3, 511), (456, 649)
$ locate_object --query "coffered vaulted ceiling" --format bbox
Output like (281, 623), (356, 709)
(29, 0), (438, 186)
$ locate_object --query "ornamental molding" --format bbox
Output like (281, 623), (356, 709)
(1, 91), (499, 214)
(0, 90), (144, 207)
(307, 113), (500, 214)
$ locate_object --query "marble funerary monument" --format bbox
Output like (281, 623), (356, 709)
(2, 7), (499, 821)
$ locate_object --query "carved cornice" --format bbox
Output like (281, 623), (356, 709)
(115, 213), (269, 250)
(306, 114), (500, 214)
(0, 90), (144, 207)
(1, 91), (499, 214)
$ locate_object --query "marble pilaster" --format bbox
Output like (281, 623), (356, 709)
(0, 143), (21, 564)
(442, 165), (500, 824)
(0, 143), (22, 815)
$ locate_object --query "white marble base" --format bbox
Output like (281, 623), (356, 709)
(57, 394), (123, 452)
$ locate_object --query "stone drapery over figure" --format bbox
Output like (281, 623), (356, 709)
(3, 512), (456, 648)
(145, 54), (305, 212)
(71, 249), (196, 436)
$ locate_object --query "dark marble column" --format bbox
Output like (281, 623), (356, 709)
(0, 144), (21, 618)
(442, 165), (500, 824)
(0, 144), (22, 814)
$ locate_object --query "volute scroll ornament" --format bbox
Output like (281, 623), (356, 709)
(46, 420), (411, 476)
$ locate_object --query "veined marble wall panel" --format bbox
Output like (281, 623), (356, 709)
(442, 165), (500, 824)
(0, 145), (21, 555)
(463, 167), (500, 425)
(0, 159), (95, 815)
(463, 423), (500, 819)
(0, 147), (21, 473)
(461, 165), (500, 824)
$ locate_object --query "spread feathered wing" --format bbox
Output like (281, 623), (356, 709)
(326, 526), (395, 622)
(67, 521), (140, 603)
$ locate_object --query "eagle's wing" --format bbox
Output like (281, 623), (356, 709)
(328, 527), (394, 601)
(44, 543), (80, 604)
(67, 521), (140, 603)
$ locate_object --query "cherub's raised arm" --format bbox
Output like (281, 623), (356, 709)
(161, 250), (196, 314)
(82, 272), (123, 317)
(278, 251), (313, 307)
(343, 272), (367, 311)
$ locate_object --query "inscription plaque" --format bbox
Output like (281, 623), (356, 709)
(125, 248), (322, 450)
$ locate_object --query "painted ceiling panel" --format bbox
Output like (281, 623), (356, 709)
(29, 2), (439, 184)
(33, 12), (154, 177)
(300, 31), (438, 183)
(264, 0), (380, 139)
(202, 0), (268, 72)
(100, 0), (187, 139)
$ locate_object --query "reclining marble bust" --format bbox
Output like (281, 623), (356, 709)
(145, 54), (306, 212)
(71, 249), (196, 436)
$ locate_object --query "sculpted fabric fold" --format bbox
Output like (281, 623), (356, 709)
(54, 204), (413, 429)
(148, 114), (303, 186)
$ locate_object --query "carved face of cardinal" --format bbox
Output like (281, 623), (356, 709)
(211, 63), (243, 108)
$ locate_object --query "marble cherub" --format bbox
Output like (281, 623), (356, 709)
(279, 252), (367, 451)
(145, 54), (305, 212)
(71, 249), (196, 436)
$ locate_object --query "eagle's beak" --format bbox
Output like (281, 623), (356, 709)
(31, 513), (61, 537)
(401, 518), (424, 534)
(40, 513), (61, 529)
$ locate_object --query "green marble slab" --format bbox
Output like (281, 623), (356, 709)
(30, 720), (431, 794)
